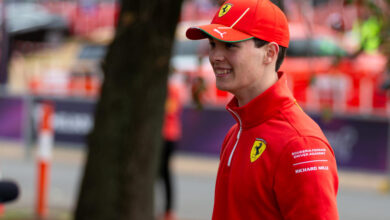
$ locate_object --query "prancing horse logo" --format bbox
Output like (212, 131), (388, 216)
(250, 138), (266, 162)
(218, 3), (233, 17)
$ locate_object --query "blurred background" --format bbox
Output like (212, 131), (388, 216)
(0, 0), (389, 219)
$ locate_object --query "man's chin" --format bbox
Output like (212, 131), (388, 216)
(216, 84), (231, 93)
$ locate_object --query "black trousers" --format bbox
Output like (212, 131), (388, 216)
(159, 140), (175, 212)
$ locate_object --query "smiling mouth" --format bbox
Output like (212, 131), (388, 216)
(214, 69), (232, 77)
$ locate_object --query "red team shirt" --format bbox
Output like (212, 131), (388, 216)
(212, 73), (339, 220)
(162, 83), (182, 141)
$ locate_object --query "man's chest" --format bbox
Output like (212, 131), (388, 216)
(217, 128), (281, 202)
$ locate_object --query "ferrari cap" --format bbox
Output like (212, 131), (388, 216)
(186, 0), (290, 47)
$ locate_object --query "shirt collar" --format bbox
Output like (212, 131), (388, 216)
(226, 72), (295, 129)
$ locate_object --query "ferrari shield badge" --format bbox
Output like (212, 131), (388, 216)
(218, 3), (233, 17)
(250, 138), (266, 162)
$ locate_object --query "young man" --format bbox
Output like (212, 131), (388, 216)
(186, 0), (339, 219)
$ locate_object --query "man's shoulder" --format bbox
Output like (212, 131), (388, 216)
(256, 105), (329, 153)
(279, 104), (327, 140)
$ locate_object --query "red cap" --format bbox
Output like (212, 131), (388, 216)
(186, 0), (290, 47)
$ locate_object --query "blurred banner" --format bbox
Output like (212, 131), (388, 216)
(0, 96), (94, 145)
(0, 95), (389, 172)
(31, 97), (95, 145)
(0, 96), (23, 140)
(313, 115), (388, 172)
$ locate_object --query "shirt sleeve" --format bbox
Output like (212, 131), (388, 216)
(274, 136), (339, 220)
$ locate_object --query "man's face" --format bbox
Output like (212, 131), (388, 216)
(208, 38), (267, 97)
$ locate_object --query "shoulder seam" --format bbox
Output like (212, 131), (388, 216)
(279, 108), (303, 138)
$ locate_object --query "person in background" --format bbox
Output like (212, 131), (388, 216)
(159, 73), (183, 220)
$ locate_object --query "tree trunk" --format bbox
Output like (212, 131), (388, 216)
(74, 0), (183, 219)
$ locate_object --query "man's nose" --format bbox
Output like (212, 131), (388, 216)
(209, 48), (225, 63)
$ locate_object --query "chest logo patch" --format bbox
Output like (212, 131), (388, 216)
(218, 3), (233, 17)
(250, 138), (266, 162)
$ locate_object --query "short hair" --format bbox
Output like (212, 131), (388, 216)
(253, 38), (287, 72)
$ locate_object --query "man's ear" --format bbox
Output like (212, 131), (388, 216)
(263, 42), (279, 64)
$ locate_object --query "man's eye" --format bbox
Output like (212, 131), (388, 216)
(209, 41), (216, 48)
(225, 43), (236, 48)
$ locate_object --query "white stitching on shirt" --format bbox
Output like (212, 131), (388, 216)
(227, 108), (242, 167)
(293, 160), (328, 166)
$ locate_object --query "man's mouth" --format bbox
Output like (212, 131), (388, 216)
(214, 69), (232, 77)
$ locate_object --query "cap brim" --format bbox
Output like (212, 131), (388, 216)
(186, 24), (253, 43)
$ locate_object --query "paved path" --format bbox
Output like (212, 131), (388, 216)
(0, 141), (390, 220)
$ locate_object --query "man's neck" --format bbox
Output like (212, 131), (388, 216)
(235, 71), (278, 107)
